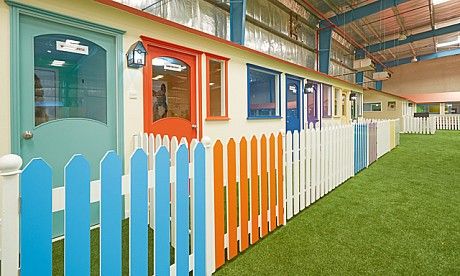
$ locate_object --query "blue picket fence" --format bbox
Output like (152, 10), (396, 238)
(354, 123), (368, 174)
(19, 144), (206, 275)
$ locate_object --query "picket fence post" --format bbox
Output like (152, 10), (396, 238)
(0, 154), (22, 276)
(202, 136), (216, 275)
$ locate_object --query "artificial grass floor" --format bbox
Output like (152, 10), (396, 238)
(216, 131), (460, 275)
(51, 131), (460, 275)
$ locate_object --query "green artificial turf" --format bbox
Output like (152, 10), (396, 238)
(216, 131), (460, 275)
(50, 131), (460, 275)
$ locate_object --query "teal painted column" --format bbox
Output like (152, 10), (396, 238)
(375, 64), (383, 91)
(230, 0), (247, 45)
(318, 22), (332, 74)
(355, 49), (364, 85)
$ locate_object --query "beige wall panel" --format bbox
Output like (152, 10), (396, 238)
(383, 55), (460, 95)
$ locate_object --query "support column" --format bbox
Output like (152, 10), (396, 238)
(230, 0), (247, 45)
(375, 64), (383, 91)
(318, 22), (332, 74)
(355, 49), (365, 85)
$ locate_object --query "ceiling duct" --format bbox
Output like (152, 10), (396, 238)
(353, 58), (375, 71)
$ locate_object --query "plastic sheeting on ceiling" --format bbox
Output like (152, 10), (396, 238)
(115, 0), (317, 69)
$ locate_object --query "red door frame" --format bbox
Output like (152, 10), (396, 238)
(142, 36), (203, 140)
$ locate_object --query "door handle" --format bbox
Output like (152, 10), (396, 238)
(22, 131), (33, 140)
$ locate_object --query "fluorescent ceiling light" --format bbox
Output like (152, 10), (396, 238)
(433, 0), (450, 5)
(152, 75), (164, 80)
(436, 37), (460, 48)
(50, 60), (65, 67)
(209, 82), (215, 86)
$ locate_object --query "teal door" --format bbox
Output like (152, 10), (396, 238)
(18, 15), (118, 187)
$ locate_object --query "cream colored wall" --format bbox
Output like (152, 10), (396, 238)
(382, 54), (460, 95)
(363, 91), (404, 120)
(0, 0), (363, 169)
(0, 1), (10, 157)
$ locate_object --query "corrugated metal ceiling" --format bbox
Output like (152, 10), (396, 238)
(304, 0), (460, 64)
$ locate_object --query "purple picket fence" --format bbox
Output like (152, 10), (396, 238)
(368, 122), (378, 164)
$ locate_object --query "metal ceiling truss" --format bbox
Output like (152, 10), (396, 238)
(366, 22), (460, 53)
(383, 48), (460, 67)
(323, 0), (409, 27)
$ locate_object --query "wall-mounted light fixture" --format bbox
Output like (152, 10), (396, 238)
(126, 41), (147, 68)
(349, 92), (357, 101)
(304, 82), (316, 94)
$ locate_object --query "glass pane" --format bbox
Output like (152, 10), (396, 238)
(307, 93), (315, 118)
(322, 85), (332, 117)
(428, 104), (440, 113)
(341, 94), (346, 116)
(209, 60), (224, 117)
(417, 104), (428, 113)
(34, 34), (107, 126)
(152, 57), (190, 121)
(372, 103), (381, 111)
(248, 68), (278, 117)
(446, 102), (460, 114)
(287, 82), (298, 116)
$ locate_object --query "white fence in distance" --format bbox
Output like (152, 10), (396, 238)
(401, 116), (436, 134)
(434, 115), (460, 130)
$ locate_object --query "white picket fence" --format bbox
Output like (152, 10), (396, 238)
(376, 120), (391, 158)
(401, 116), (436, 134)
(434, 115), (460, 130)
(284, 123), (355, 220)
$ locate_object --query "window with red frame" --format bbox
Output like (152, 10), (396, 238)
(207, 56), (228, 119)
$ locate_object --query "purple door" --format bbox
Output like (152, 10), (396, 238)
(306, 83), (319, 125)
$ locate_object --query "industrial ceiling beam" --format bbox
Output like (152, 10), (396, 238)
(383, 48), (460, 67)
(322, 0), (409, 27)
(428, 0), (437, 53)
(342, 0), (395, 60)
(391, 6), (417, 57)
(366, 22), (460, 53)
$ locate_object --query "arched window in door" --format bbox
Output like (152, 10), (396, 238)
(151, 57), (191, 122)
(34, 34), (107, 126)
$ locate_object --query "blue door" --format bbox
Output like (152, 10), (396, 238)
(286, 76), (302, 132)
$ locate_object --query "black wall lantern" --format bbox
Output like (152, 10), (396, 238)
(349, 92), (357, 101)
(304, 82), (316, 94)
(126, 41), (147, 68)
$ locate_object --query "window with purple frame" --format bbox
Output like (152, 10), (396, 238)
(322, 84), (332, 118)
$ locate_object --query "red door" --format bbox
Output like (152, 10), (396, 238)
(144, 44), (198, 141)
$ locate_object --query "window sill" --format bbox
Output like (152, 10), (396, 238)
(247, 116), (282, 120)
(205, 116), (230, 121)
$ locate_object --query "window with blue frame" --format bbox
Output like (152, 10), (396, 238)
(247, 65), (280, 118)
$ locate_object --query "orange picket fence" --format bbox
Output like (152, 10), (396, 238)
(211, 133), (284, 269)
